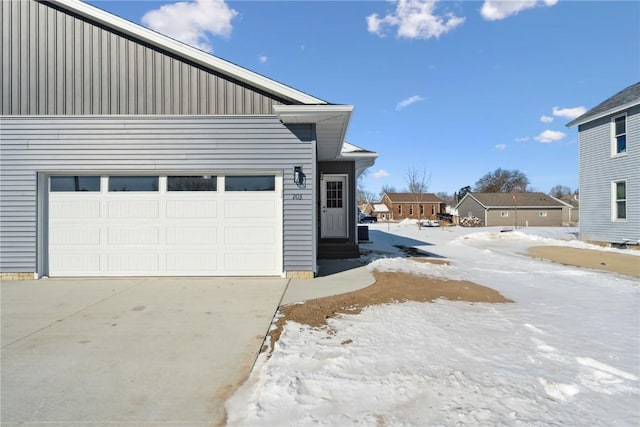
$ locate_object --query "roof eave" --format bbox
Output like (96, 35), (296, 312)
(566, 99), (640, 128)
(273, 105), (356, 162)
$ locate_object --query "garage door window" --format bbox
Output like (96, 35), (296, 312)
(168, 176), (217, 191)
(109, 176), (159, 192)
(225, 175), (275, 191)
(50, 176), (100, 192)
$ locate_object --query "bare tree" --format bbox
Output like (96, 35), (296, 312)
(436, 192), (455, 205)
(356, 175), (378, 212)
(549, 185), (572, 199)
(379, 184), (397, 199)
(474, 168), (529, 193)
(358, 189), (378, 206)
(405, 165), (432, 228)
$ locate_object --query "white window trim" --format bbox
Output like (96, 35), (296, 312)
(611, 113), (628, 157)
(611, 180), (627, 222)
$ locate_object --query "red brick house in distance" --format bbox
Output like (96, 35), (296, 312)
(380, 192), (447, 221)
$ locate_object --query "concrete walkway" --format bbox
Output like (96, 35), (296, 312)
(1, 277), (288, 427)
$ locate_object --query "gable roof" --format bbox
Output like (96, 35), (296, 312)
(459, 192), (567, 209)
(383, 193), (445, 203)
(567, 81), (640, 127)
(48, 0), (325, 105)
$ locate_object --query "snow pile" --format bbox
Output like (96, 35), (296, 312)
(226, 225), (640, 426)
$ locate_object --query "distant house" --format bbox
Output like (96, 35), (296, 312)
(363, 203), (391, 221)
(455, 192), (568, 227)
(380, 193), (446, 221)
(567, 82), (639, 245)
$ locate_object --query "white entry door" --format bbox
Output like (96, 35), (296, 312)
(321, 174), (347, 238)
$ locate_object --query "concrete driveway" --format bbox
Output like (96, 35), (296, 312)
(1, 277), (289, 427)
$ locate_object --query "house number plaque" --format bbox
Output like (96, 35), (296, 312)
(292, 194), (303, 200)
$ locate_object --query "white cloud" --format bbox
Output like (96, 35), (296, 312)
(495, 144), (507, 150)
(552, 106), (587, 119)
(534, 130), (566, 143)
(372, 169), (390, 179)
(515, 136), (530, 142)
(396, 95), (425, 110)
(540, 115), (554, 123)
(367, 0), (465, 40)
(481, 0), (558, 21)
(141, 0), (238, 53)
(258, 55), (268, 63)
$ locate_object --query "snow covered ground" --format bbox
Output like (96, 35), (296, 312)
(226, 223), (640, 426)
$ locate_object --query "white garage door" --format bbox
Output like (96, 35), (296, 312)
(48, 174), (282, 277)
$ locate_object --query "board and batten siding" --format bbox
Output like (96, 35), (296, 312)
(578, 105), (639, 244)
(0, 116), (315, 275)
(1, 0), (290, 116)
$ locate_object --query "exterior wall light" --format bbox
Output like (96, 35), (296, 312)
(294, 166), (306, 188)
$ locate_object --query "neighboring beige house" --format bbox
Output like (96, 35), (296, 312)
(455, 192), (568, 227)
(380, 193), (446, 221)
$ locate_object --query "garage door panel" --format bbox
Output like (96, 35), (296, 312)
(166, 200), (217, 218)
(51, 253), (101, 272)
(224, 200), (276, 219)
(224, 226), (275, 245)
(50, 200), (101, 219)
(50, 226), (101, 245)
(109, 253), (159, 272)
(108, 200), (159, 219)
(108, 226), (160, 245)
(166, 252), (217, 272)
(224, 252), (276, 272)
(167, 227), (217, 245)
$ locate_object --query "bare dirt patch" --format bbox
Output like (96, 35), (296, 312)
(265, 263), (512, 352)
(528, 246), (640, 278)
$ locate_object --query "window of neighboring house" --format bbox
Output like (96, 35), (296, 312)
(500, 211), (509, 217)
(420, 205), (424, 216)
(398, 205), (402, 215)
(613, 114), (627, 155)
(539, 211), (548, 217)
(409, 205), (413, 215)
(108, 176), (158, 192)
(613, 180), (626, 220)
(431, 205), (435, 215)
(50, 176), (100, 192)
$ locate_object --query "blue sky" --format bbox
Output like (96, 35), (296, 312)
(88, 0), (639, 197)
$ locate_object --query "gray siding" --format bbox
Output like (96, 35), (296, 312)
(457, 197), (486, 224)
(486, 208), (562, 227)
(0, 116), (315, 274)
(578, 105), (640, 244)
(1, 0), (290, 115)
(457, 196), (563, 226)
